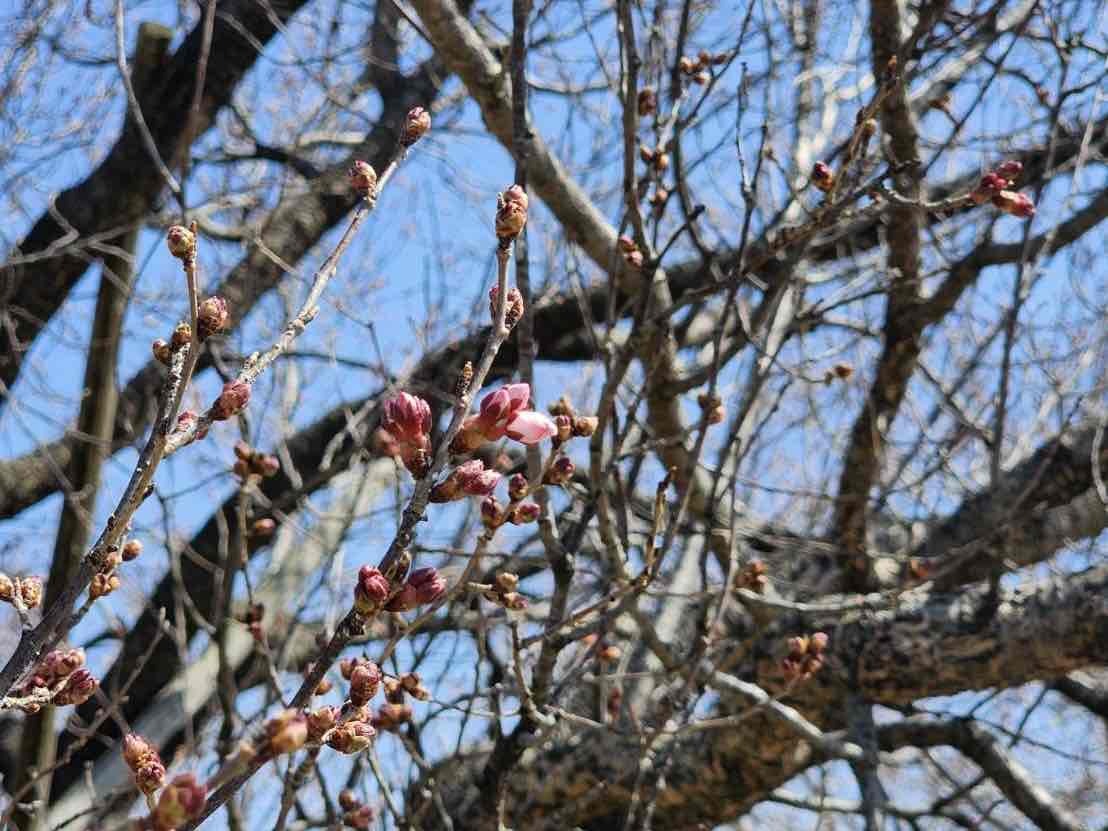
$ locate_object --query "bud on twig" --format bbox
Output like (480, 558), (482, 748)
(637, 87), (657, 116)
(430, 460), (501, 502)
(489, 285), (525, 329)
(354, 566), (390, 614)
(196, 296), (229, 341)
(266, 709), (309, 755)
(210, 380), (251, 421)
(152, 774), (206, 831)
(495, 186), (529, 243)
(349, 661), (382, 706)
(400, 107), (431, 147)
(811, 161), (833, 192)
(348, 160), (378, 198)
(166, 225), (196, 263)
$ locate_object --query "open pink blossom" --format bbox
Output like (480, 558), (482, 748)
(505, 410), (558, 445)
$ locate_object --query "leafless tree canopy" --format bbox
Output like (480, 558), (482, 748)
(0, 0), (1106, 828)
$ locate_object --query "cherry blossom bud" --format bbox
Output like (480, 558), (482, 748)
(617, 235), (637, 253)
(382, 392), (431, 445)
(572, 415), (598, 438)
(349, 661), (382, 706)
(355, 566), (390, 614)
(400, 672), (430, 701)
(344, 805), (376, 829)
(0, 573), (12, 602)
(135, 757), (167, 796)
(626, 249), (644, 269)
(210, 380), (251, 421)
(348, 160), (378, 197)
(327, 721), (377, 754)
(505, 410), (558, 445)
(266, 709), (309, 755)
(400, 106), (431, 147)
(553, 414), (573, 443)
(678, 56), (696, 74)
(171, 322), (191, 350)
(17, 576), (42, 608)
(971, 171), (1007, 204)
(152, 339), (172, 365)
(307, 706), (338, 742)
(197, 296), (229, 341)
(121, 733), (150, 767)
(407, 567), (446, 605)
(653, 152), (671, 171)
(509, 502), (540, 525)
(90, 572), (120, 599)
(811, 161), (833, 192)
(639, 145), (654, 165)
(495, 572), (519, 593)
(339, 789), (360, 812)
(450, 416), (487, 454)
(383, 677), (404, 703)
(994, 160), (1023, 182)
(637, 87), (657, 116)
(507, 473), (528, 502)
(500, 591), (528, 610)
(495, 186), (529, 241)
(489, 285), (525, 328)
(478, 387), (514, 429)
(545, 455), (575, 485)
(371, 703), (412, 731)
(384, 583), (418, 612)
(481, 496), (506, 529)
(175, 410), (208, 441)
(166, 225), (196, 262)
(992, 189), (1035, 218)
(153, 773), (206, 831)
(809, 632), (829, 653)
(122, 539), (143, 562)
(430, 460), (500, 502)
(54, 669), (97, 706)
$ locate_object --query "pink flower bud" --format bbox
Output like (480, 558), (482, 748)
(401, 107), (431, 147)
(209, 380), (251, 421)
(430, 460), (500, 502)
(509, 502), (540, 525)
(505, 410), (558, 445)
(307, 706), (339, 742)
(507, 473), (528, 502)
(355, 566), (390, 614)
(811, 161), (833, 192)
(326, 721), (377, 754)
(489, 285), (525, 328)
(971, 171), (1007, 204)
(481, 496), (505, 529)
(809, 631), (829, 653)
(992, 189), (1035, 218)
(123, 733), (154, 768)
(153, 773), (206, 831)
(545, 456), (575, 485)
(344, 805), (376, 829)
(382, 392), (431, 445)
(384, 583), (418, 612)
(553, 414), (572, 443)
(994, 160), (1023, 182)
(135, 757), (167, 796)
(175, 410), (208, 441)
(266, 709), (309, 755)
(17, 576), (42, 609)
(407, 567), (446, 605)
(371, 703), (413, 731)
(54, 669), (97, 706)
(196, 296), (229, 341)
(572, 415), (598, 438)
(450, 416), (487, 453)
(166, 225), (196, 262)
(495, 187), (529, 241)
(349, 661), (382, 707)
(348, 160), (378, 197)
